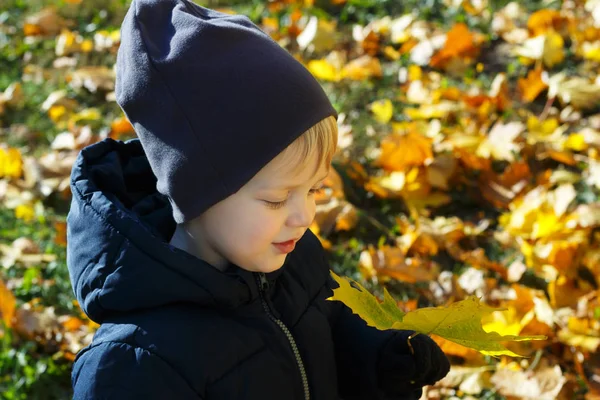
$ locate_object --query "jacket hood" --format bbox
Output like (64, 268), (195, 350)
(66, 138), (285, 323)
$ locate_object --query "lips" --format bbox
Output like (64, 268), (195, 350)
(273, 238), (300, 244)
(273, 238), (299, 245)
(272, 239), (297, 254)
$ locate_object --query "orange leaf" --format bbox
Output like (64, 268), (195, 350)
(23, 23), (42, 36)
(548, 276), (589, 309)
(376, 132), (433, 172)
(455, 147), (491, 171)
(518, 67), (548, 102)
(54, 221), (67, 247)
(110, 117), (135, 140)
(527, 9), (564, 36)
(479, 161), (530, 208)
(0, 280), (16, 329)
(430, 23), (480, 69)
(62, 316), (84, 332)
(359, 245), (439, 283)
(546, 150), (577, 166)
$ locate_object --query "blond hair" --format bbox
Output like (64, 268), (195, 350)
(277, 115), (338, 178)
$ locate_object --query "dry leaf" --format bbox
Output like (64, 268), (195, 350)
(68, 66), (115, 93)
(340, 55), (382, 80)
(527, 9), (565, 36)
(24, 7), (68, 37)
(492, 364), (566, 399)
(0, 280), (16, 329)
(296, 16), (337, 53)
(430, 23), (481, 70)
(476, 121), (525, 161)
(518, 67), (549, 102)
(548, 73), (600, 110)
(376, 132), (433, 171)
(358, 244), (439, 283)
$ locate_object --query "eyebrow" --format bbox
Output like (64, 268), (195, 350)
(261, 171), (329, 190)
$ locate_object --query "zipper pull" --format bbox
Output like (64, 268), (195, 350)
(257, 272), (270, 292)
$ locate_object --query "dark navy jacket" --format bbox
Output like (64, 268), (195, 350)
(66, 138), (401, 399)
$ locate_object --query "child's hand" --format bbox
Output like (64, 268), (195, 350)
(376, 330), (450, 398)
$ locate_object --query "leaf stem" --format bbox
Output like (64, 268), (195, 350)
(526, 349), (544, 372)
(538, 96), (555, 121)
(407, 331), (420, 355)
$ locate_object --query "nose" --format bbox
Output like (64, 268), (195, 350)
(287, 196), (315, 228)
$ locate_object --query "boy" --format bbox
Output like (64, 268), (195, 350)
(66, 0), (450, 399)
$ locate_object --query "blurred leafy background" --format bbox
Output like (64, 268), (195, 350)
(1, 0), (600, 398)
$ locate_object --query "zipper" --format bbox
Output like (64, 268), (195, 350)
(254, 272), (310, 400)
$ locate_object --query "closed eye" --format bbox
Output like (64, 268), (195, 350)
(264, 187), (324, 210)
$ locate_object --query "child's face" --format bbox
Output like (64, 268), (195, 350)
(190, 148), (329, 273)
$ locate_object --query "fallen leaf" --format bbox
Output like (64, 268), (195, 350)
(369, 99), (393, 123)
(437, 365), (491, 394)
(376, 132), (433, 172)
(518, 67), (548, 102)
(68, 66), (115, 93)
(296, 16), (337, 53)
(548, 73), (600, 110)
(491, 364), (566, 399)
(340, 55), (382, 80)
(0, 146), (23, 180)
(476, 121), (525, 161)
(515, 31), (565, 68)
(527, 9), (565, 36)
(358, 244), (439, 283)
(24, 7), (68, 36)
(0, 280), (16, 329)
(430, 23), (481, 70)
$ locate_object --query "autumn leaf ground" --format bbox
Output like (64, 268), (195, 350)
(1, 0), (600, 399)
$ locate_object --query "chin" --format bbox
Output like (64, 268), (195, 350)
(257, 258), (286, 273)
(262, 263), (284, 273)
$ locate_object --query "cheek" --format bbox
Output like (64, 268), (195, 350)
(223, 203), (283, 251)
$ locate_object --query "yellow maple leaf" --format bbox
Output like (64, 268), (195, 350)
(563, 133), (587, 152)
(328, 271), (406, 329)
(307, 59), (340, 81)
(582, 41), (600, 62)
(327, 271), (547, 357)
(369, 99), (393, 123)
(481, 307), (523, 337)
(0, 147), (23, 179)
(15, 203), (35, 222)
(515, 31), (564, 68)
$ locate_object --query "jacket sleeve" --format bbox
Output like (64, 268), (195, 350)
(72, 341), (201, 399)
